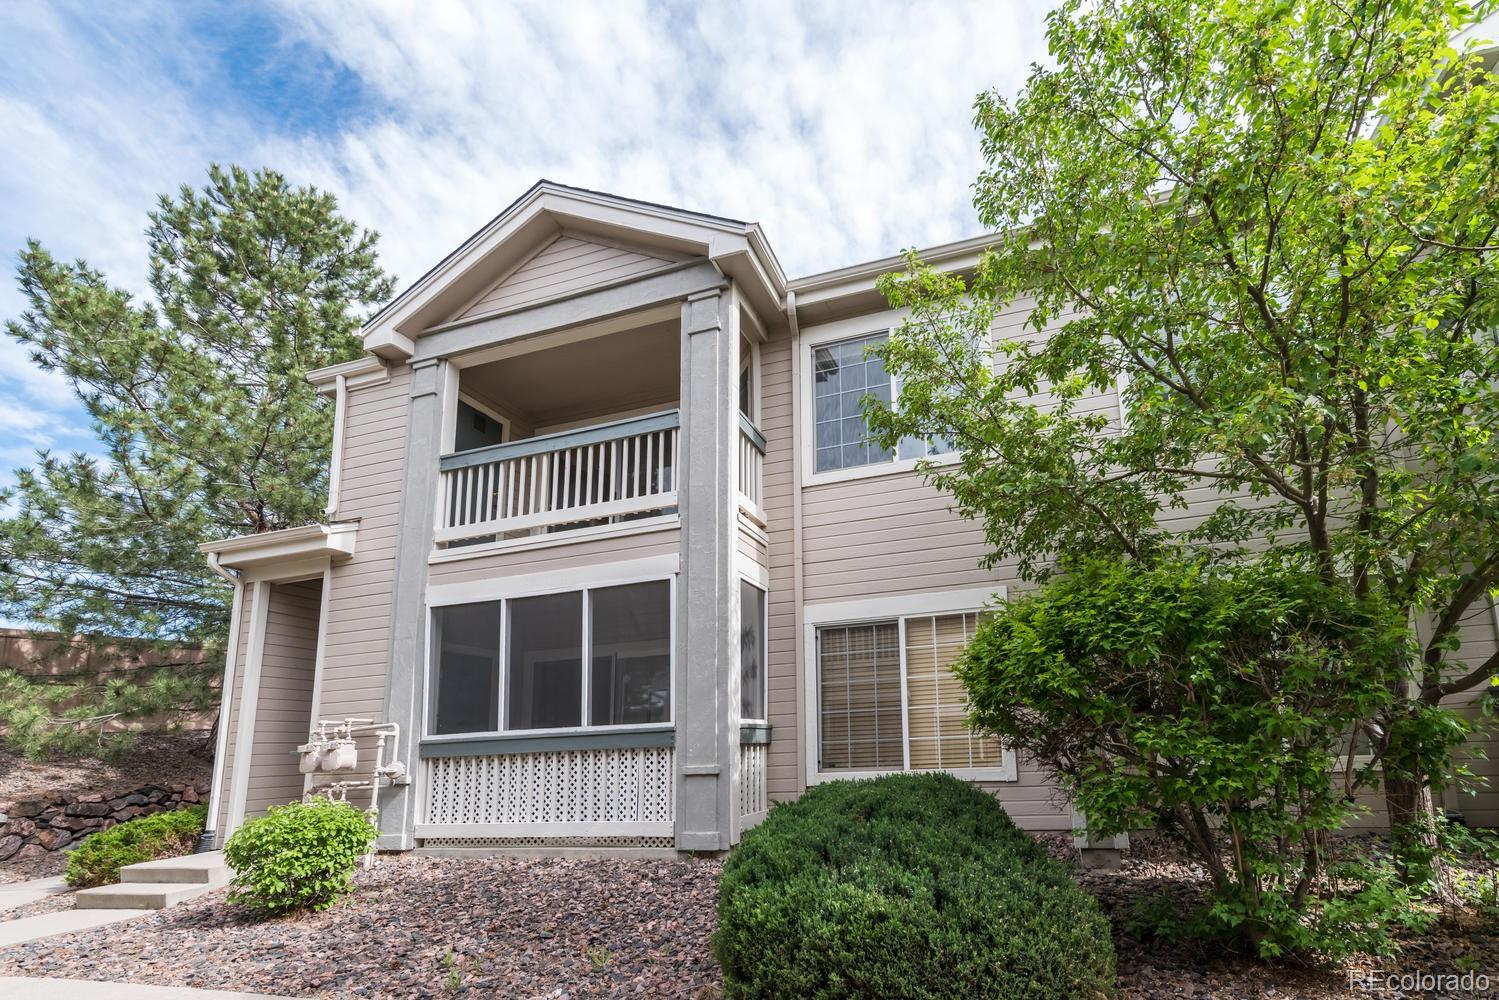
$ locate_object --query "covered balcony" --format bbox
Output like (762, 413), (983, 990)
(436, 312), (765, 548)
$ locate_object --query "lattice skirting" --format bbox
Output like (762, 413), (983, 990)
(421, 835), (676, 849)
(418, 747), (675, 841)
(738, 742), (768, 819)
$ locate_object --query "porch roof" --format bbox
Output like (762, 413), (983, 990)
(199, 522), (358, 576)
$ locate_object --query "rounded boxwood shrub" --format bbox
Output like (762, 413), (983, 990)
(713, 773), (1115, 1000)
(64, 805), (207, 888)
(223, 797), (379, 917)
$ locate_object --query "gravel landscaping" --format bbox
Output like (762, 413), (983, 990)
(0, 838), (1496, 997)
(0, 854), (724, 998)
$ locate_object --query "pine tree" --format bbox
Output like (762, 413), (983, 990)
(0, 164), (393, 757)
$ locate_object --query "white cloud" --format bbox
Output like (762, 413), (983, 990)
(0, 0), (1051, 473)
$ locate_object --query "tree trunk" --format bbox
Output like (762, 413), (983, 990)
(1385, 772), (1452, 900)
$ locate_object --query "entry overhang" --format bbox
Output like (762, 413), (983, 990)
(200, 522), (358, 579)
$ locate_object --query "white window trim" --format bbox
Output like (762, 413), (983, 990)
(799, 314), (961, 488)
(801, 585), (1015, 786)
(422, 570), (677, 741)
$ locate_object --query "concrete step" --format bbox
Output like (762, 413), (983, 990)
(71, 881), (212, 910)
(118, 851), (229, 886)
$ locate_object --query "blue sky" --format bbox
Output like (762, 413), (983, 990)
(0, 0), (1052, 487)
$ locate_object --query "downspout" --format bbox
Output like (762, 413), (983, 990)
(785, 289), (808, 790)
(200, 550), (243, 852)
(325, 373), (348, 518)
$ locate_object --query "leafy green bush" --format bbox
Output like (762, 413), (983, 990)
(64, 805), (206, 888)
(223, 798), (379, 917)
(955, 556), (1447, 959)
(713, 773), (1115, 1000)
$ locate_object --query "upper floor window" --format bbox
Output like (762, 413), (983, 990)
(429, 579), (671, 736)
(812, 331), (953, 474)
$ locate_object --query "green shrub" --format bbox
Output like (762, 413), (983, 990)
(223, 798), (379, 917)
(955, 557), (1444, 959)
(64, 805), (206, 888)
(713, 773), (1115, 1000)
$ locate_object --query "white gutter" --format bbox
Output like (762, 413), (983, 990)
(201, 551), (244, 850)
(324, 373), (348, 518)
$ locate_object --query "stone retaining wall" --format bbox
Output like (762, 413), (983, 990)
(0, 780), (209, 861)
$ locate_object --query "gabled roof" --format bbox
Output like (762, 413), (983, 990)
(360, 180), (788, 360)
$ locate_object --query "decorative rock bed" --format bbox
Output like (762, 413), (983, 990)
(0, 781), (209, 862)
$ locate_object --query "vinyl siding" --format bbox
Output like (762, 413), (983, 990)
(426, 527), (681, 589)
(454, 235), (681, 323)
(318, 367), (411, 723)
(240, 579), (321, 819)
(758, 328), (801, 802)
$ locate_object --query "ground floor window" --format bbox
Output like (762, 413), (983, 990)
(430, 579), (672, 736)
(739, 579), (767, 722)
(816, 612), (1004, 774)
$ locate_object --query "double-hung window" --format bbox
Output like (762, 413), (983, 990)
(815, 611), (1008, 778)
(739, 579), (767, 722)
(812, 331), (955, 475)
(429, 579), (672, 736)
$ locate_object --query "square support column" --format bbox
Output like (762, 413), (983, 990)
(674, 283), (740, 852)
(379, 357), (451, 850)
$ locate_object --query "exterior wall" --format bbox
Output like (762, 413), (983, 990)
(455, 235), (681, 323)
(214, 594), (255, 836)
(759, 328), (801, 804)
(427, 526), (681, 589)
(239, 579), (321, 819)
(318, 366), (411, 724)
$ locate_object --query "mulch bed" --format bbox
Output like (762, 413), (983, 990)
(0, 854), (725, 999)
(1, 837), (1497, 997)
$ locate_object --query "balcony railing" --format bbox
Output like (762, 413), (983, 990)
(738, 413), (766, 513)
(437, 410), (679, 544)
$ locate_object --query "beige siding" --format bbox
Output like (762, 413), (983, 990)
(241, 580), (321, 819)
(736, 523), (767, 567)
(427, 527), (680, 588)
(319, 367), (410, 724)
(759, 328), (800, 802)
(455, 235), (681, 322)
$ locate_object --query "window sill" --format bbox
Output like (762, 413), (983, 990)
(740, 723), (773, 745)
(809, 762), (1017, 784)
(420, 725), (674, 758)
(803, 452), (960, 489)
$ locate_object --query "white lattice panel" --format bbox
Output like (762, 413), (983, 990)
(738, 742), (768, 819)
(421, 747), (674, 837)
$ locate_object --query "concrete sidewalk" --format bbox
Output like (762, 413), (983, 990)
(0, 978), (294, 998)
(0, 907), (148, 948)
(0, 876), (70, 913)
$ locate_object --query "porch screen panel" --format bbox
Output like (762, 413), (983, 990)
(506, 592), (583, 729)
(431, 601), (501, 735)
(739, 580), (766, 722)
(589, 581), (671, 726)
(904, 613), (1003, 770)
(817, 622), (902, 770)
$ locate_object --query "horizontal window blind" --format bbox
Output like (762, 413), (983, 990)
(817, 622), (904, 770)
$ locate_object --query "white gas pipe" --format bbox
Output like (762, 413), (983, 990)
(297, 718), (409, 862)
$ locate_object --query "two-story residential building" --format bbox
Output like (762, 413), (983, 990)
(196, 179), (1499, 855)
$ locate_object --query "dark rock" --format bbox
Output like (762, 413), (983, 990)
(122, 793), (147, 807)
(11, 843), (46, 860)
(34, 828), (71, 851)
(3, 817), (37, 838)
(107, 797), (130, 811)
(0, 834), (21, 861)
(9, 799), (46, 819)
(66, 802), (111, 818)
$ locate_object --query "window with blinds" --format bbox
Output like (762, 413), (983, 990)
(817, 622), (904, 770)
(816, 612), (1004, 775)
